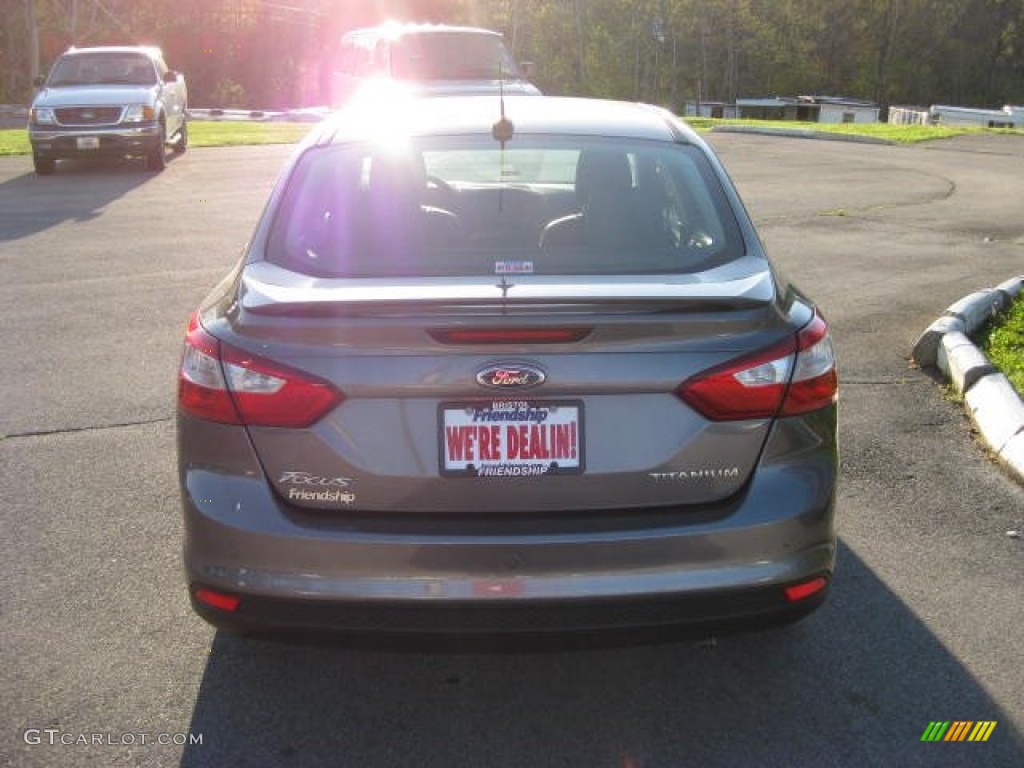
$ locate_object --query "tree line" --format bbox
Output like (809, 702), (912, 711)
(4, 0), (1023, 113)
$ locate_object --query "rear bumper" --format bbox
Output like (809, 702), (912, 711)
(189, 579), (830, 643)
(179, 409), (838, 639)
(29, 123), (161, 159)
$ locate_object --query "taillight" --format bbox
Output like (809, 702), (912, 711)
(677, 311), (837, 421)
(178, 314), (241, 424)
(178, 312), (343, 428)
(193, 587), (240, 612)
(783, 576), (828, 602)
(780, 312), (838, 416)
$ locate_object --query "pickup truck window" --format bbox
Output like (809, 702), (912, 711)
(49, 53), (156, 86)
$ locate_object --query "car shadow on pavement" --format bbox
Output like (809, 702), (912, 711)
(0, 157), (173, 242)
(180, 540), (1022, 768)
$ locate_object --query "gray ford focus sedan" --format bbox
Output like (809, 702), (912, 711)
(177, 95), (838, 642)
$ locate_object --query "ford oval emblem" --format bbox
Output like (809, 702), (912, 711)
(476, 363), (546, 389)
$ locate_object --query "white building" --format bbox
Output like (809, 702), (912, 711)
(815, 97), (880, 124)
(929, 104), (1023, 128)
(735, 96), (879, 124)
(682, 101), (738, 119)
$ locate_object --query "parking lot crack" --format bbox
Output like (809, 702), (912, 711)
(2, 417), (173, 441)
(841, 377), (927, 385)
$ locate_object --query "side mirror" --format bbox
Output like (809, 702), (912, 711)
(164, 70), (179, 84)
(519, 61), (536, 79)
(33, 75), (45, 88)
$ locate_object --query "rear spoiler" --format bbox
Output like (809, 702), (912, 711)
(238, 262), (775, 317)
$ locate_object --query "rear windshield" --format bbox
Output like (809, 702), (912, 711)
(48, 52), (156, 86)
(265, 136), (745, 278)
(390, 33), (519, 80)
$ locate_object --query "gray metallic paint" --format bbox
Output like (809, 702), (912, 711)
(178, 96), (838, 637)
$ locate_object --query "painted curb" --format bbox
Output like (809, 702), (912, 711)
(964, 373), (1024, 452)
(938, 331), (995, 393)
(913, 276), (1024, 484)
(913, 315), (966, 368)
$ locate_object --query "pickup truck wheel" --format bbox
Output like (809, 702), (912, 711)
(172, 120), (188, 155)
(146, 123), (167, 171)
(33, 154), (56, 175)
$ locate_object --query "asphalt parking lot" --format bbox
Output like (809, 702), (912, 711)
(1, 133), (1022, 767)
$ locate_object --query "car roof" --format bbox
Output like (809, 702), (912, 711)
(344, 23), (504, 40)
(313, 96), (695, 146)
(62, 45), (162, 58)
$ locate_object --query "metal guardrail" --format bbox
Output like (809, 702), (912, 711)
(186, 107), (328, 123)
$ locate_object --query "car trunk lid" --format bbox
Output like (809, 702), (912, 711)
(202, 264), (796, 514)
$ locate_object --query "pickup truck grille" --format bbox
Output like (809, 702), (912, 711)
(55, 107), (123, 126)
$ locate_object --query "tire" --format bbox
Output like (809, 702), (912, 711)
(146, 122), (167, 171)
(172, 119), (188, 155)
(33, 153), (56, 176)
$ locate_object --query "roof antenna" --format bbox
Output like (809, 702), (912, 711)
(492, 63), (514, 213)
(492, 63), (514, 146)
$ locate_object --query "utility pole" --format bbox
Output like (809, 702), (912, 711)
(26, 0), (40, 90)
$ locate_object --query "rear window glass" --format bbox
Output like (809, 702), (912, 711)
(390, 33), (518, 80)
(265, 136), (744, 278)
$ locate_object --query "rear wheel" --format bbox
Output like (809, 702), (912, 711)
(33, 153), (56, 175)
(146, 122), (167, 171)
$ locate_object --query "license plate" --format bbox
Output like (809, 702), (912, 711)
(440, 400), (583, 477)
(76, 136), (100, 150)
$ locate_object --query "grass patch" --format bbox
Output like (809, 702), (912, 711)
(0, 129), (29, 155)
(0, 120), (314, 156)
(981, 296), (1024, 395)
(186, 121), (314, 147)
(943, 383), (966, 406)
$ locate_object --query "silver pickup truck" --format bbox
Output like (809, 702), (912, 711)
(29, 46), (187, 175)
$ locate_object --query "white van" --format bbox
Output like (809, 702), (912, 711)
(332, 23), (540, 107)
